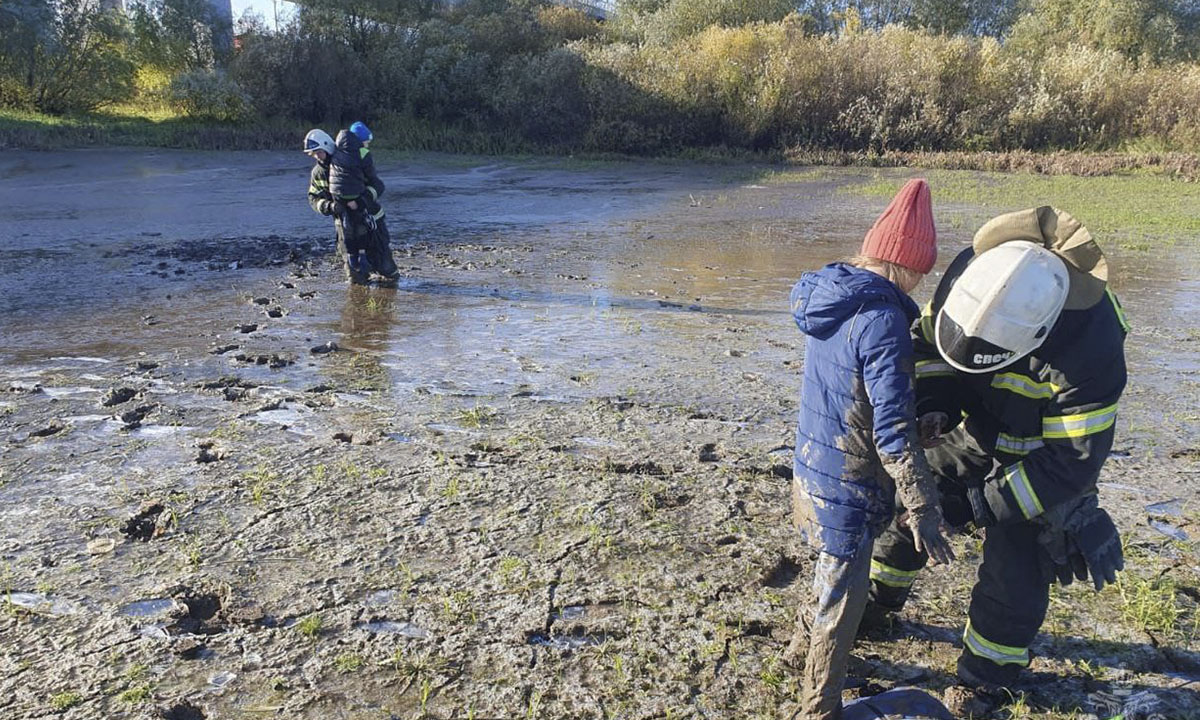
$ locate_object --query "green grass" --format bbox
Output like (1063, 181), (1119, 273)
(49, 692), (82, 711)
(843, 170), (1200, 246)
(296, 614), (324, 639)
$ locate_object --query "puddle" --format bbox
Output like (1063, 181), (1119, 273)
(528, 630), (608, 651)
(1146, 499), (1184, 517)
(5, 592), (83, 616)
(207, 671), (236, 689)
(554, 605), (586, 620)
(1150, 519), (1189, 542)
(365, 589), (398, 606)
(42, 386), (99, 398)
(357, 620), (430, 638)
(119, 598), (179, 618)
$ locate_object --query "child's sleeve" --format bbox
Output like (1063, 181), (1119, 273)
(362, 150), (385, 201)
(859, 309), (920, 461)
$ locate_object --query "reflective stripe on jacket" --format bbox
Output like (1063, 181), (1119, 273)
(914, 248), (1129, 523)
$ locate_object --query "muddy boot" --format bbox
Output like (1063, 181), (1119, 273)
(346, 251), (370, 285)
(367, 218), (400, 280)
(783, 607), (812, 669)
(856, 600), (898, 639)
(942, 684), (999, 718)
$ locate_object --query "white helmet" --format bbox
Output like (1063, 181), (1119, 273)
(935, 241), (1069, 373)
(303, 129), (334, 155)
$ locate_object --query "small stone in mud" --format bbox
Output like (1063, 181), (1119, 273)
(265, 307), (284, 318)
(251, 297), (272, 305)
(143, 315), (159, 326)
(87, 538), (117, 555)
(174, 638), (207, 660)
(234, 324), (258, 334)
(298, 290), (317, 300)
(121, 501), (173, 541)
(310, 341), (339, 354)
(726, 349), (745, 357)
(699, 443), (719, 462)
(771, 464), (793, 480)
(223, 387), (247, 401)
(209, 344), (239, 355)
(100, 387), (138, 407)
(279, 281), (295, 289)
(333, 432), (353, 443)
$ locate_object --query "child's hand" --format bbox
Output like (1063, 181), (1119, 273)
(907, 508), (955, 565)
(918, 411), (948, 449)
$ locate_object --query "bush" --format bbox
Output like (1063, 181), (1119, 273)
(167, 69), (250, 122)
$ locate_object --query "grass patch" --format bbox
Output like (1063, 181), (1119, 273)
(457, 405), (496, 428)
(296, 614), (324, 639)
(1118, 576), (1182, 636)
(49, 692), (82, 711)
(334, 653), (364, 673)
(843, 169), (1200, 247)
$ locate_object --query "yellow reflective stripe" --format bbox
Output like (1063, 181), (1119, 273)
(360, 147), (370, 159)
(995, 432), (1044, 456)
(916, 359), (955, 378)
(991, 373), (1060, 400)
(308, 185), (321, 194)
(1001, 462), (1043, 519)
(312, 179), (329, 188)
(1043, 403), (1118, 439)
(372, 208), (385, 219)
(368, 186), (379, 199)
(963, 621), (1030, 666)
(1107, 288), (1131, 333)
(919, 302), (934, 343)
(870, 560), (919, 588)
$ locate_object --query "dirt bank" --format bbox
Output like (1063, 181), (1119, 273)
(0, 151), (1197, 719)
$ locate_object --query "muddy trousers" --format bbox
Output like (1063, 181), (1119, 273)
(791, 531), (876, 720)
(869, 440), (1052, 686)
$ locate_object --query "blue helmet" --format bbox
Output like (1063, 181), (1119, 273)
(350, 121), (373, 144)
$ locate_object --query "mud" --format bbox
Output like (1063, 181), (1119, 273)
(0, 151), (1198, 719)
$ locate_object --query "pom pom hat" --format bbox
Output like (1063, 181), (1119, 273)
(860, 178), (937, 274)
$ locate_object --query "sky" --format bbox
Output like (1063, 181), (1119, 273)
(231, 0), (298, 30)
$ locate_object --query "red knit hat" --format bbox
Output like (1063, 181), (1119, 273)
(860, 178), (937, 274)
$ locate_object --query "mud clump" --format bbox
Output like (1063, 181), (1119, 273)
(100, 387), (138, 407)
(699, 442), (719, 462)
(118, 404), (157, 429)
(761, 554), (803, 589)
(209, 344), (239, 355)
(608, 460), (667, 476)
(234, 323), (258, 334)
(121, 501), (174, 541)
(195, 440), (224, 464)
(234, 352), (293, 369)
(310, 341), (339, 355)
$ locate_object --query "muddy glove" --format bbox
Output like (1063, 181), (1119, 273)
(918, 411), (949, 449)
(1066, 503), (1123, 591)
(907, 506), (955, 565)
(883, 451), (955, 565)
(330, 200), (348, 216)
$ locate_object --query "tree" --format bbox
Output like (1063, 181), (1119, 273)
(1007, 0), (1198, 63)
(0, 0), (136, 113)
(129, 0), (231, 72)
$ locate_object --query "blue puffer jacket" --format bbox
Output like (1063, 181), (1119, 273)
(791, 263), (922, 559)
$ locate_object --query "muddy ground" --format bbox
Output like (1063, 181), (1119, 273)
(0, 151), (1198, 720)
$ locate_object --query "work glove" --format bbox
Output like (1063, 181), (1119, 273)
(330, 200), (348, 217)
(907, 506), (955, 566)
(1066, 504), (1124, 591)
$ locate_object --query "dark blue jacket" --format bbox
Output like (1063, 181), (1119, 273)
(791, 263), (922, 559)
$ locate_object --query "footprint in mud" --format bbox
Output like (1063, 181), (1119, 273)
(160, 701), (206, 720)
(121, 501), (173, 541)
(761, 554), (804, 589)
(28, 420), (66, 438)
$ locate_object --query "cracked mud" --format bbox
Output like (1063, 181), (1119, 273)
(0, 151), (1198, 719)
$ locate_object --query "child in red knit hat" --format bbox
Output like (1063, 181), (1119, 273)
(786, 178), (953, 720)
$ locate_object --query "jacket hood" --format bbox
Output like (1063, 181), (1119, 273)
(791, 263), (919, 338)
(335, 129), (362, 153)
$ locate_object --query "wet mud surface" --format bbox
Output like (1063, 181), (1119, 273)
(0, 151), (1198, 719)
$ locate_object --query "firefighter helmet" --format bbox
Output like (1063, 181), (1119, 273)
(935, 241), (1070, 373)
(303, 129), (334, 155)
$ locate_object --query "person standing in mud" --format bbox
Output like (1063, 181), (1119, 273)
(329, 122), (401, 283)
(305, 128), (366, 283)
(864, 207), (1128, 710)
(787, 178), (955, 720)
